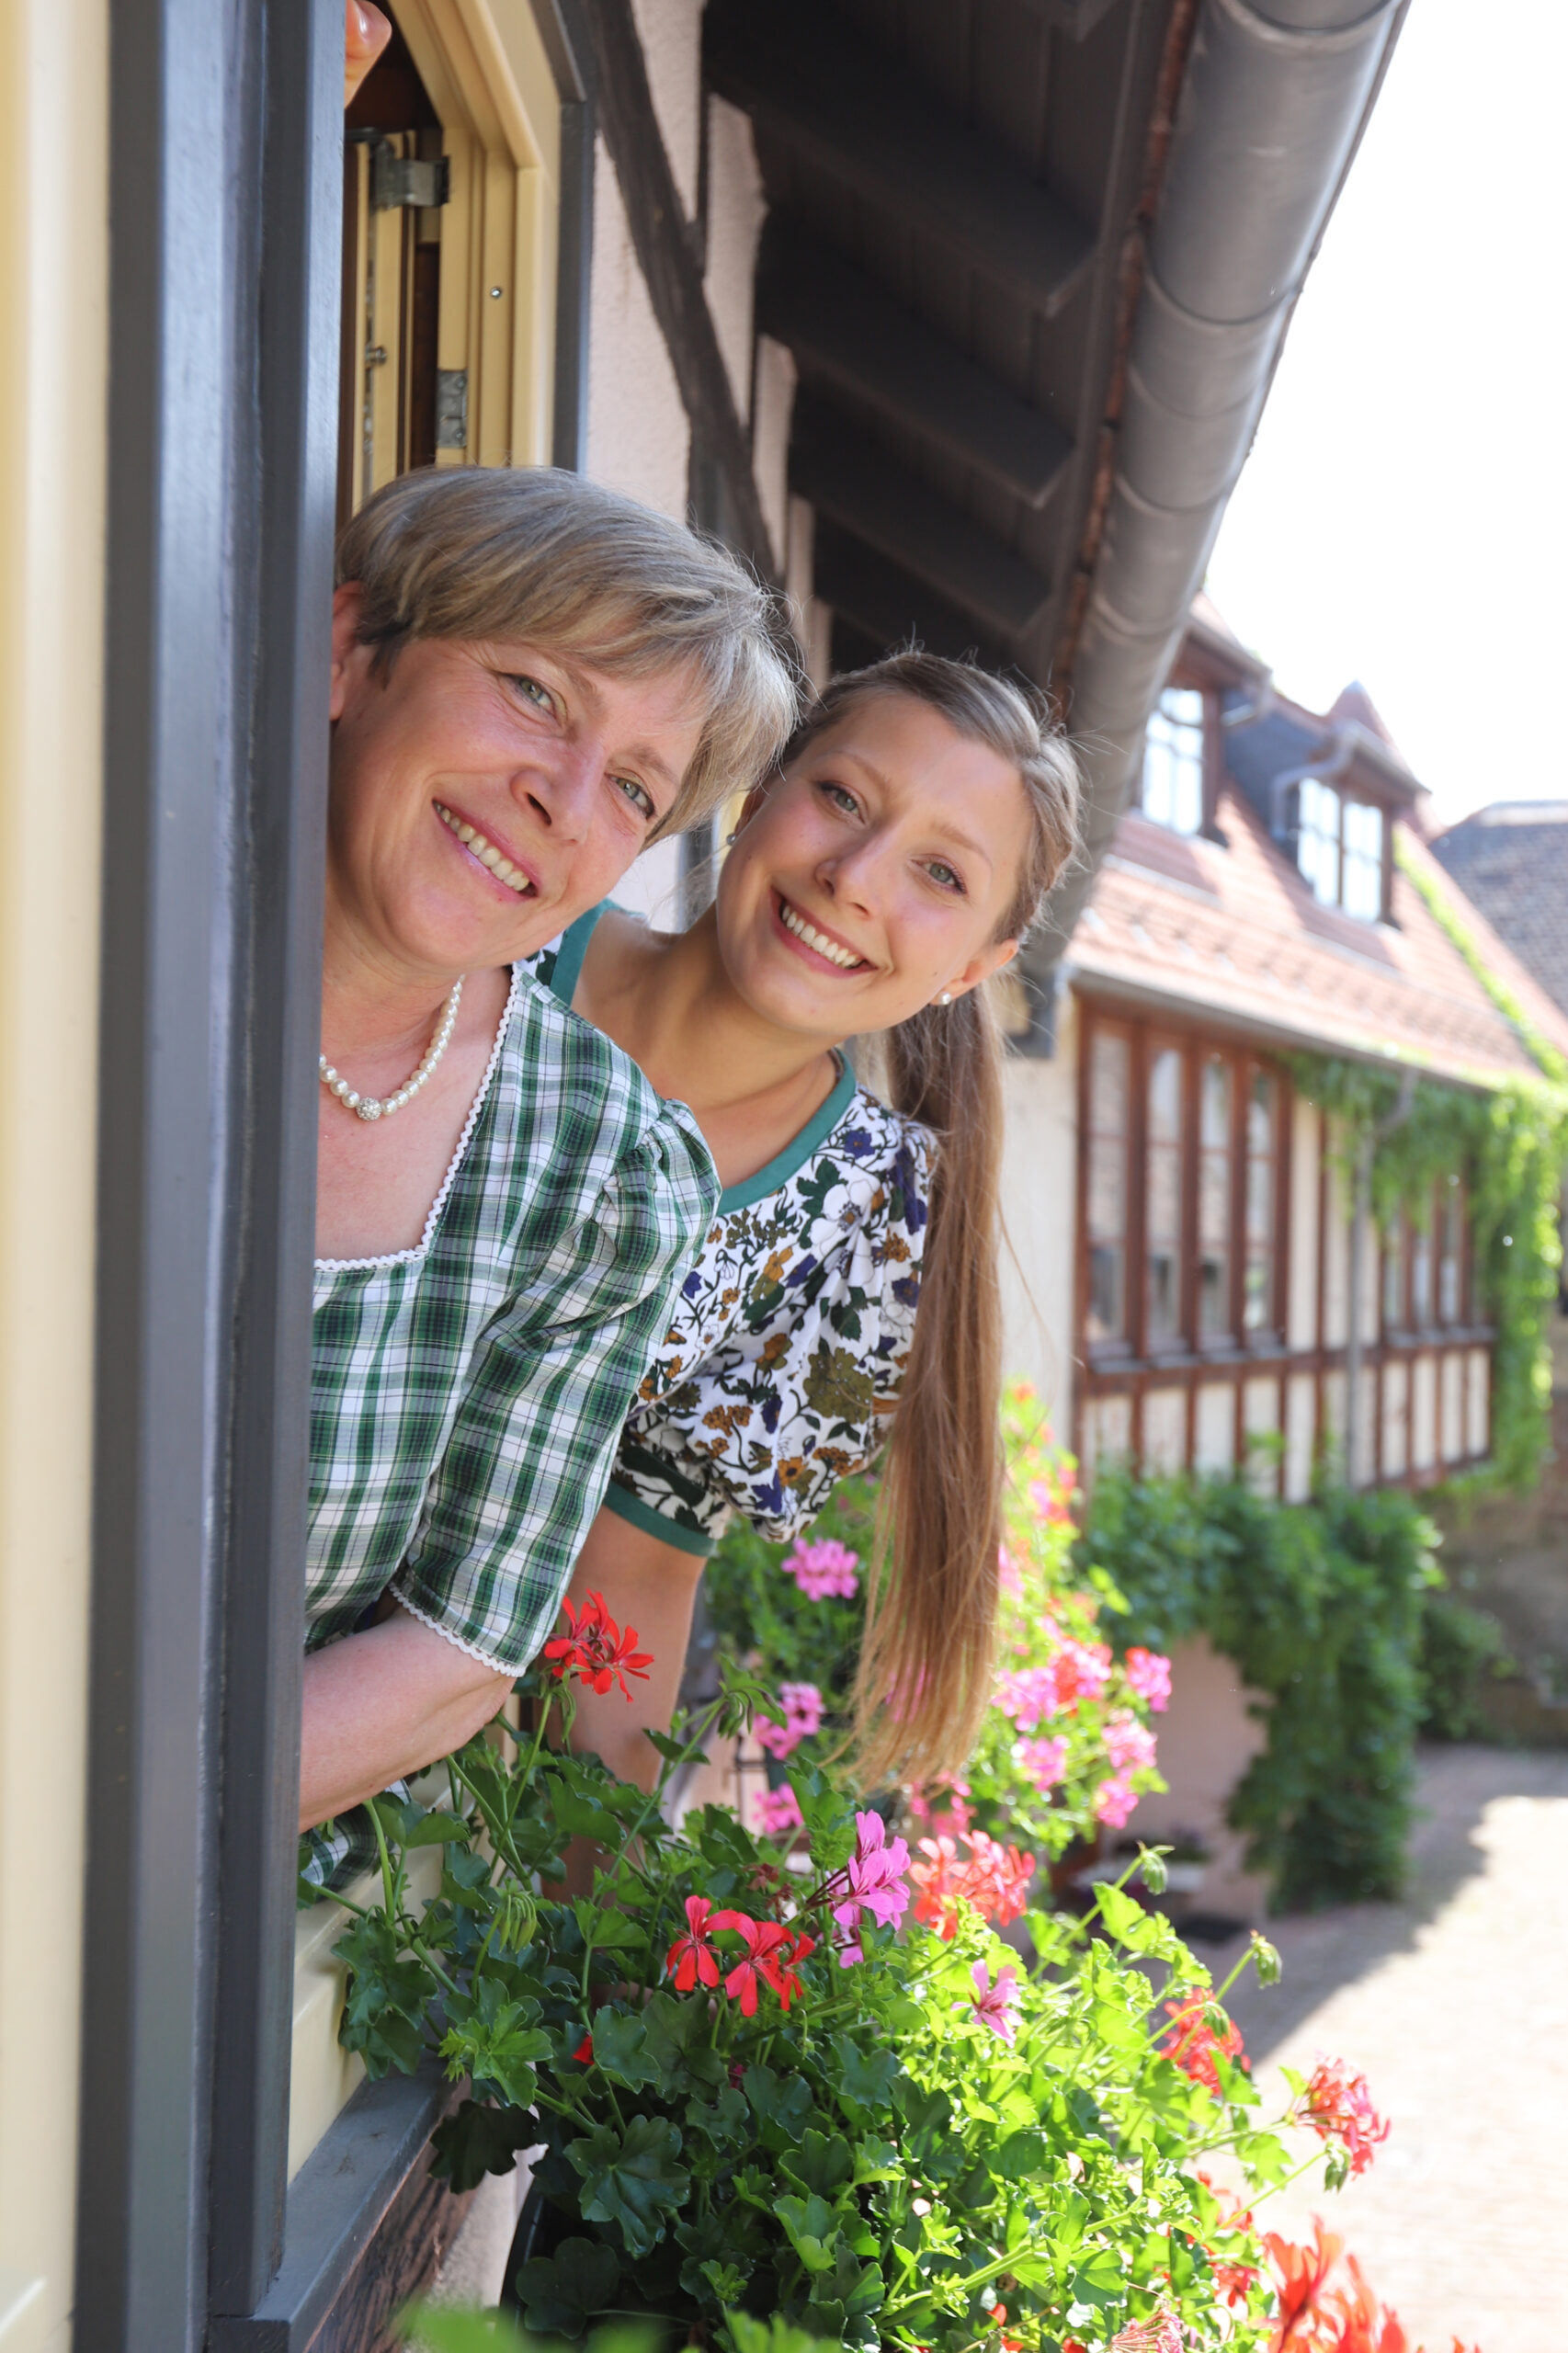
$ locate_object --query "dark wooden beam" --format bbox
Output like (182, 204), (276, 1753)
(791, 395), (1051, 641)
(757, 224), (1073, 509)
(812, 520), (1011, 670)
(705, 0), (1096, 320)
(584, 0), (777, 576)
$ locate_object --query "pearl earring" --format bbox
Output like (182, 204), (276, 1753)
(723, 829), (738, 847)
(938, 991), (953, 1006)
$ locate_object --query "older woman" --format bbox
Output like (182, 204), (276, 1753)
(300, 467), (796, 1881)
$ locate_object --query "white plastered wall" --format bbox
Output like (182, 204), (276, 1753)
(584, 0), (699, 923)
(586, 0), (701, 515)
(586, 3), (801, 926)
(0, 3), (106, 2344)
(997, 989), (1080, 1446)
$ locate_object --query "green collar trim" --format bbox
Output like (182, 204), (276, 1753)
(548, 898), (858, 1213)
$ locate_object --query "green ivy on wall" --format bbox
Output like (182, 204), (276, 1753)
(1283, 1045), (1568, 1491)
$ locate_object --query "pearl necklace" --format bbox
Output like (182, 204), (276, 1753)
(320, 978), (464, 1123)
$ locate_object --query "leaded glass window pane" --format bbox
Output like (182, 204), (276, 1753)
(1146, 1046), (1184, 1344)
(1086, 1030), (1130, 1345)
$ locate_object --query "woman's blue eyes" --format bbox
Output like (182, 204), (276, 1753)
(506, 676), (653, 821)
(818, 781), (965, 892)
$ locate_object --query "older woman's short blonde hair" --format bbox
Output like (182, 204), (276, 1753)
(336, 467), (801, 839)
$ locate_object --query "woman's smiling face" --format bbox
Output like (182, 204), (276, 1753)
(327, 585), (705, 979)
(716, 691), (1031, 1040)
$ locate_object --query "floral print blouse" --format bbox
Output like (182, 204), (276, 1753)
(525, 907), (936, 1553)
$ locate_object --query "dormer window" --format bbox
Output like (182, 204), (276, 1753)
(1141, 687), (1205, 835)
(1290, 778), (1385, 920)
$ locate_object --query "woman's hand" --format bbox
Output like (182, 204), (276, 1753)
(346, 1), (392, 108)
(299, 1600), (513, 1831)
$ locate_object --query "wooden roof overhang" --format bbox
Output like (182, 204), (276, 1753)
(708, 0), (1178, 678)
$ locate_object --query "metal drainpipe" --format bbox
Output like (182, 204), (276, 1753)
(1022, 0), (1409, 1033)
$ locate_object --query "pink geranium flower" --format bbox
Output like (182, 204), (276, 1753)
(755, 1781), (803, 1839)
(1108, 2313), (1182, 2353)
(1018, 1734), (1069, 1794)
(969, 1959), (1020, 2043)
(779, 1537), (859, 1600)
(755, 1680), (824, 1760)
(1103, 1711), (1157, 1776)
(994, 1665), (1060, 1731)
(833, 1808), (911, 1930)
(1028, 1475), (1074, 1527)
(1095, 1773), (1139, 1829)
(1124, 1646), (1173, 1712)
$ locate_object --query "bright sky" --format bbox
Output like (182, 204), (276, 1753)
(1204, 0), (1567, 829)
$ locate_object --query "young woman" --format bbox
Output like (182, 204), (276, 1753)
(529, 654), (1079, 1792)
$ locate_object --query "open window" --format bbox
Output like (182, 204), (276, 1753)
(1290, 775), (1387, 921)
(1140, 687), (1207, 835)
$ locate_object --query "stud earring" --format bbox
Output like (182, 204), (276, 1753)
(723, 829), (738, 847)
(938, 991), (953, 1006)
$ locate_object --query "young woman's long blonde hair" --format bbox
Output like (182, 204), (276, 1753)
(778, 654), (1080, 1788)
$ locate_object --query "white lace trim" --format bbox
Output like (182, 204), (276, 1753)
(389, 1575), (528, 1674)
(315, 964), (523, 1274)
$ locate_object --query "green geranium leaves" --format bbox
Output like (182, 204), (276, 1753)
(428, 2098), (538, 2195)
(567, 2115), (691, 2258)
(513, 2235), (620, 2336)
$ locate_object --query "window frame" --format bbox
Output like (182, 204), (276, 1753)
(1075, 995), (1493, 1490)
(1075, 1005), (1291, 1381)
(78, 4), (594, 2346)
(1285, 773), (1395, 924)
(1136, 669), (1225, 841)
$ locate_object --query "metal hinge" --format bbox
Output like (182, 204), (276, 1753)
(436, 371), (468, 451)
(370, 143), (450, 211)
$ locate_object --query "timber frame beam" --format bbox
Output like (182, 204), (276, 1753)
(585, 0), (778, 579)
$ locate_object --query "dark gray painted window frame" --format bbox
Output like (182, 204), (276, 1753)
(75, 4), (592, 2346)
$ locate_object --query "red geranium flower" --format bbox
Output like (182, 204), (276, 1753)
(1290, 2058), (1391, 2177)
(769, 1927), (816, 2011)
(665, 1894), (724, 1991)
(709, 1910), (792, 2017)
(572, 2032), (594, 2064)
(541, 1590), (653, 1698)
(1159, 1990), (1246, 2093)
(909, 1830), (1035, 1940)
(1266, 2220), (1344, 2341)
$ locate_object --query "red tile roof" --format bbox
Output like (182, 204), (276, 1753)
(1071, 789), (1568, 1086)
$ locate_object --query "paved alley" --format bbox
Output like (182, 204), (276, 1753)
(1215, 1745), (1568, 2353)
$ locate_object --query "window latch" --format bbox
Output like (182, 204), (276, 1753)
(370, 143), (450, 211)
(436, 371), (468, 451)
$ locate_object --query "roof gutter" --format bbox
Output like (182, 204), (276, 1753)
(1020, 0), (1411, 1047)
